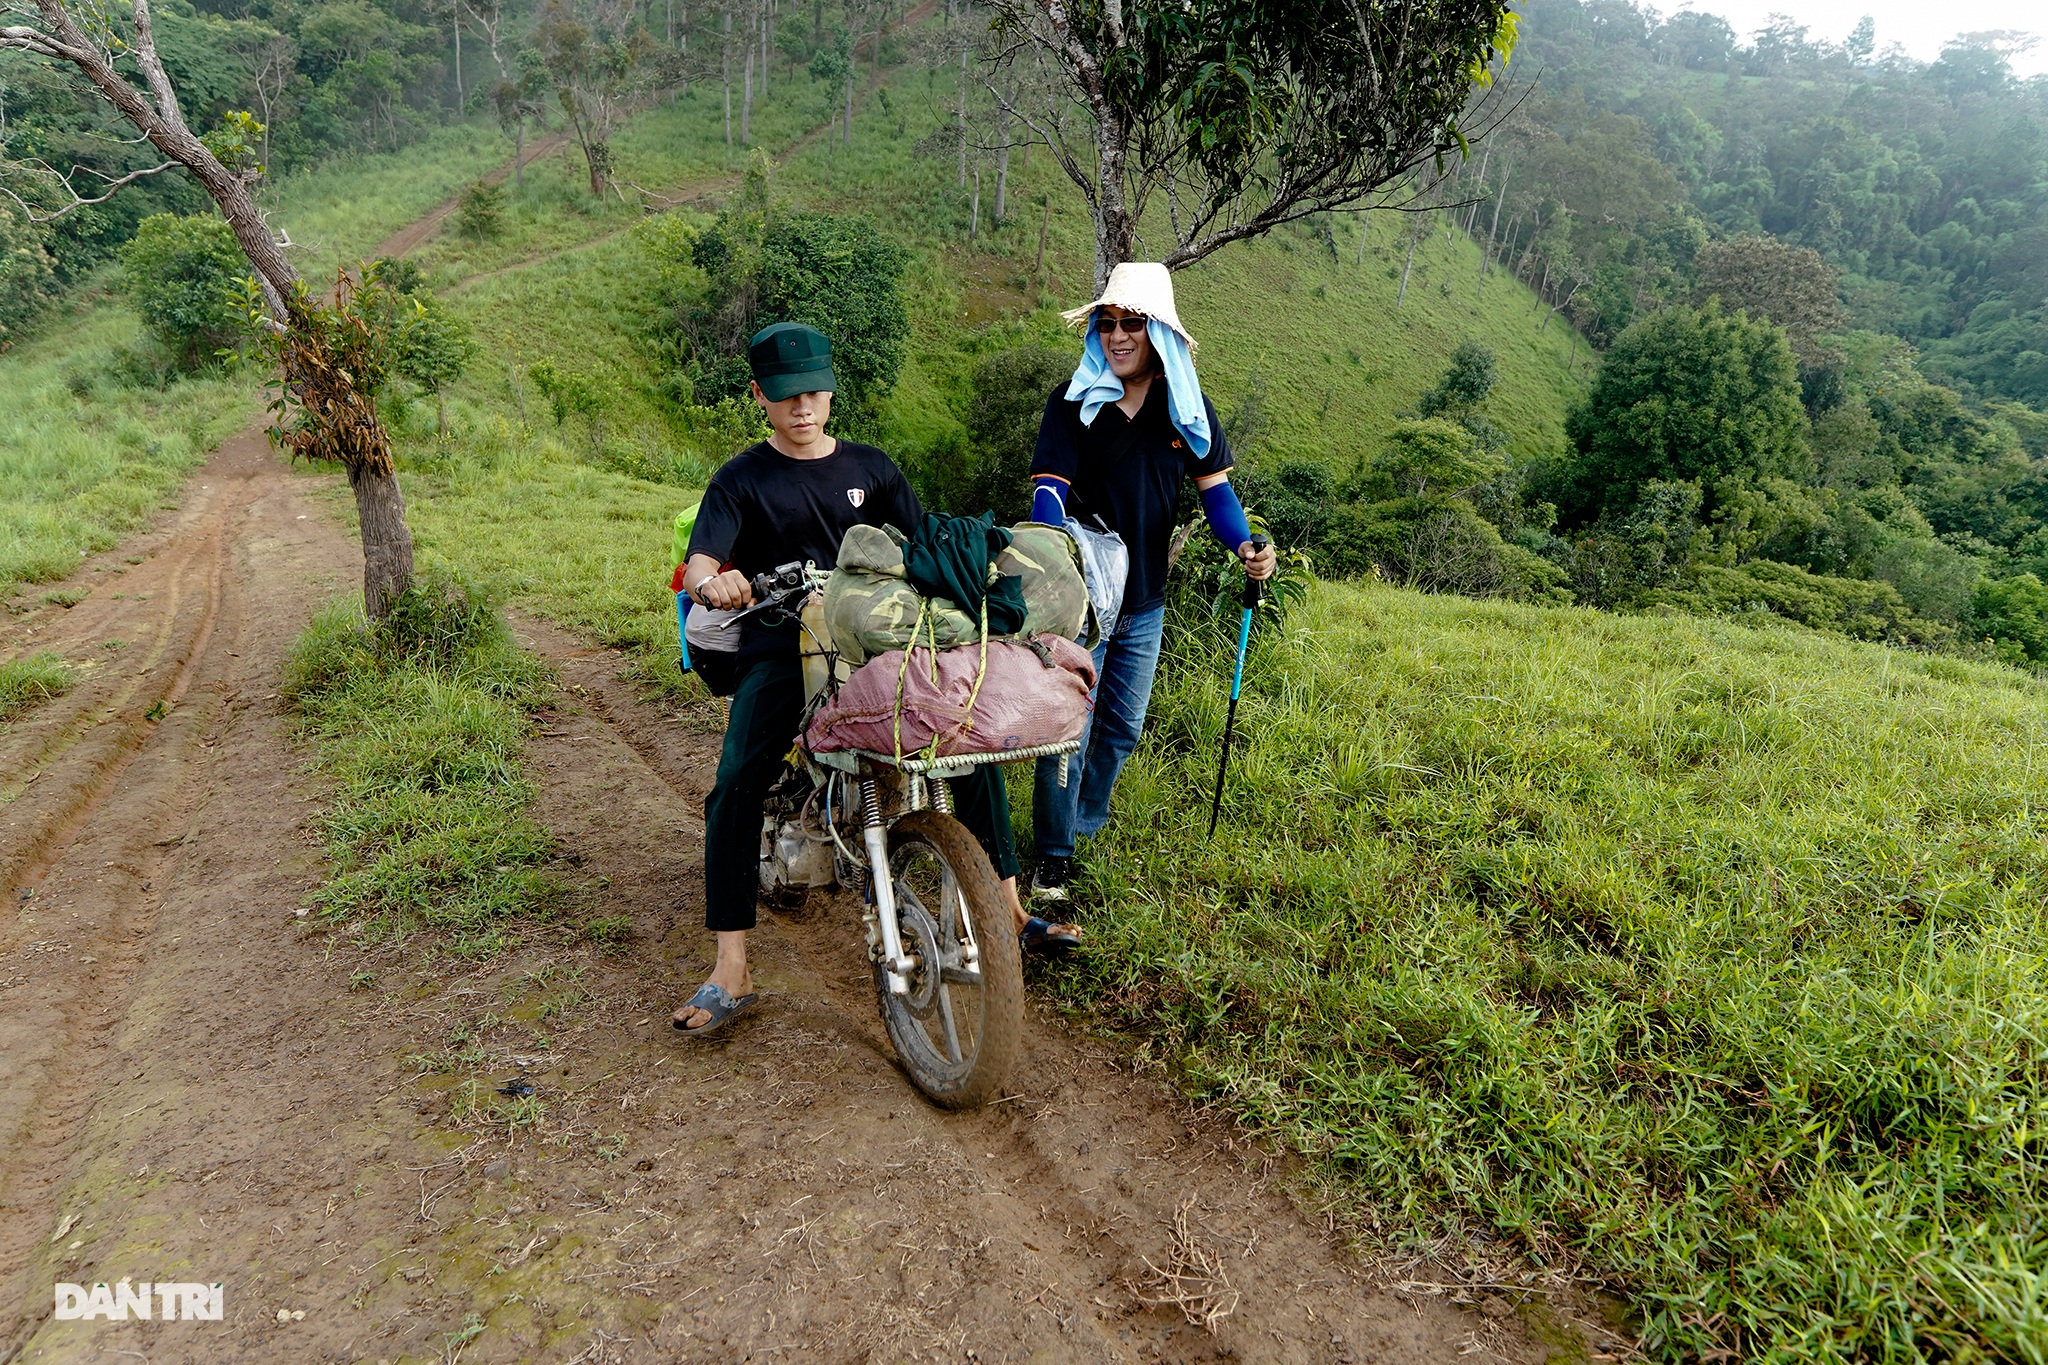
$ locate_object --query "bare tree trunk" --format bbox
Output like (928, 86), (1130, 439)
(514, 116), (524, 190)
(1463, 145), (1488, 235)
(1479, 162), (1510, 291)
(956, 47), (968, 187)
(842, 64), (853, 143)
(722, 5), (733, 144)
(349, 463), (418, 621)
(970, 164), (980, 242)
(452, 0), (464, 104)
(1036, 196), (1051, 277)
(1397, 212), (1422, 307)
(1355, 215), (1367, 266)
(994, 94), (1011, 224)
(741, 40), (753, 142)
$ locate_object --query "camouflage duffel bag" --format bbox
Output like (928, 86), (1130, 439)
(823, 524), (975, 666)
(823, 522), (1092, 666)
(997, 523), (1090, 644)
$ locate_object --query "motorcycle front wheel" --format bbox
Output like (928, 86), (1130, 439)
(876, 810), (1023, 1109)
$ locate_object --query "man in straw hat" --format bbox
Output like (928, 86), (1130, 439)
(1025, 263), (1277, 906)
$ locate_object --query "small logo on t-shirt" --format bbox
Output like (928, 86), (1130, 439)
(846, 488), (866, 508)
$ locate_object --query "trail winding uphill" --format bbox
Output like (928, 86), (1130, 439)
(0, 145), (1602, 1365)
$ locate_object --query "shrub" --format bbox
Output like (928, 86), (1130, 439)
(922, 342), (1070, 521)
(455, 179), (506, 240)
(0, 207), (58, 352)
(663, 162), (910, 440)
(1970, 572), (2048, 663)
(117, 213), (249, 367)
(1556, 301), (1809, 525)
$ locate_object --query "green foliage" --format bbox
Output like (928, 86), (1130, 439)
(0, 650), (74, 722)
(454, 180), (506, 241)
(916, 342), (1069, 522)
(1556, 302), (1809, 525)
(282, 577), (555, 952)
(0, 208), (58, 352)
(672, 197), (911, 437)
(390, 292), (479, 423)
(1970, 573), (2048, 665)
(1071, 577), (2048, 1363)
(118, 214), (250, 368)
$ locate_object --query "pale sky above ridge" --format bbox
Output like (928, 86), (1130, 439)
(1674, 0), (2047, 77)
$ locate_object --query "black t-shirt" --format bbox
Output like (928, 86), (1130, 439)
(1029, 378), (1233, 616)
(687, 439), (922, 660)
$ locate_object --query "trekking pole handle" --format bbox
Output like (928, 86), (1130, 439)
(1242, 534), (1270, 609)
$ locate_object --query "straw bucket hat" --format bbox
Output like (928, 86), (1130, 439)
(1059, 262), (1197, 352)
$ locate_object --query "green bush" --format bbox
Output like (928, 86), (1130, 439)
(1970, 572), (2048, 663)
(918, 342), (1069, 522)
(1555, 301), (1810, 525)
(0, 207), (58, 352)
(665, 161), (911, 440)
(117, 213), (250, 368)
(454, 179), (505, 241)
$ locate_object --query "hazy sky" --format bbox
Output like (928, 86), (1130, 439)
(1676, 1), (2047, 76)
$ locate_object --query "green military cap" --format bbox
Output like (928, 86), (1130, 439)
(747, 321), (838, 401)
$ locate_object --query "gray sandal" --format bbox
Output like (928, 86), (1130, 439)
(672, 981), (758, 1037)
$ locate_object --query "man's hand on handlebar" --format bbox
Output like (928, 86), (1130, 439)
(691, 566), (754, 610)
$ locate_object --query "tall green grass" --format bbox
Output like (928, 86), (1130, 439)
(0, 651), (74, 722)
(1069, 581), (2048, 1361)
(0, 307), (256, 595)
(282, 577), (557, 957)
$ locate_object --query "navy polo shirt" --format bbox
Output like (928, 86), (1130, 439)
(1028, 378), (1233, 616)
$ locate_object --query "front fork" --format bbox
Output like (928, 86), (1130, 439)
(861, 779), (916, 994)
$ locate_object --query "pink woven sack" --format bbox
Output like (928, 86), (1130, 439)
(805, 634), (1097, 758)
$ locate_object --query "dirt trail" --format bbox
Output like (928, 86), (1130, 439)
(0, 64), (1599, 1365)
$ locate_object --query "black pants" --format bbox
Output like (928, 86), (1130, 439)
(702, 656), (1021, 932)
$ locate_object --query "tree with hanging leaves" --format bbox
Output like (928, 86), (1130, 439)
(1, 0), (419, 617)
(980, 0), (1521, 285)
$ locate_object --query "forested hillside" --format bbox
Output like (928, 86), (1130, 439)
(1386, 0), (2048, 663)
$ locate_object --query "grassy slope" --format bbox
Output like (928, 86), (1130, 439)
(399, 47), (1583, 672)
(1080, 583), (2048, 1360)
(0, 123), (510, 600)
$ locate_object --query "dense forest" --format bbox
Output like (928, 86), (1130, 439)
(1248, 0), (2048, 663)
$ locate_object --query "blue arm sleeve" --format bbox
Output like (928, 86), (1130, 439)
(1031, 475), (1068, 526)
(1200, 479), (1252, 550)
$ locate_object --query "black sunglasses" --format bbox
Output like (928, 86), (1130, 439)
(1094, 313), (1149, 335)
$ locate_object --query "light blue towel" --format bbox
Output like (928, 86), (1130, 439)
(1065, 315), (1212, 460)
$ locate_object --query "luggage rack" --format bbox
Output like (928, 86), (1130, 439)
(811, 739), (1081, 783)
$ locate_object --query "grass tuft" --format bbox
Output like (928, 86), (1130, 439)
(284, 575), (556, 950)
(0, 650), (75, 722)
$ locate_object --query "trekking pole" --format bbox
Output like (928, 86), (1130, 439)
(1207, 534), (1269, 838)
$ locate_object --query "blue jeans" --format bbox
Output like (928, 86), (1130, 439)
(1033, 604), (1166, 861)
